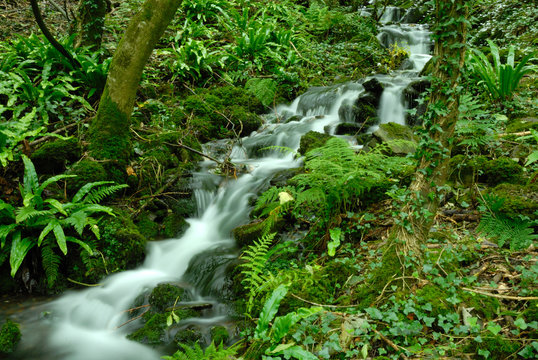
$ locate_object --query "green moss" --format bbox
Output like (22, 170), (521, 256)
(488, 183), (538, 219)
(371, 123), (418, 155)
(66, 159), (108, 194)
(464, 335), (520, 359)
(460, 292), (500, 320)
(89, 89), (132, 163)
(298, 131), (334, 155)
(31, 138), (81, 174)
(127, 312), (167, 345)
(480, 157), (523, 185)
(505, 118), (538, 133)
(0, 319), (21, 354)
(210, 326), (229, 345)
(414, 285), (452, 316)
(174, 325), (203, 347)
(149, 283), (186, 312)
(161, 213), (188, 238)
(136, 213), (160, 239)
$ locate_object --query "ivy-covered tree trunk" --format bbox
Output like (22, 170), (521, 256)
(386, 0), (468, 265)
(73, 0), (110, 49)
(88, 0), (180, 177)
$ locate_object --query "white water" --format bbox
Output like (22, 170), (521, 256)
(10, 7), (431, 360)
(374, 8), (432, 130)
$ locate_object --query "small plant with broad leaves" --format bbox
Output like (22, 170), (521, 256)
(468, 40), (536, 102)
(246, 284), (322, 360)
(0, 156), (127, 287)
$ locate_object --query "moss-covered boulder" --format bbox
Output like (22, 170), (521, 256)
(66, 159), (108, 194)
(369, 122), (418, 155)
(31, 138), (81, 174)
(210, 326), (229, 345)
(232, 219), (281, 248)
(149, 283), (188, 312)
(505, 117), (538, 133)
(298, 131), (334, 155)
(487, 183), (538, 219)
(174, 325), (203, 347)
(480, 157), (523, 185)
(180, 86), (264, 141)
(0, 319), (21, 354)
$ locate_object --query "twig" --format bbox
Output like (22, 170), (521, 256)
(47, 0), (69, 20)
(375, 276), (426, 304)
(67, 278), (101, 287)
(122, 304), (150, 313)
(115, 307), (149, 329)
(290, 293), (362, 308)
(498, 131), (531, 137)
(29, 122), (82, 146)
(171, 142), (223, 165)
(132, 171), (183, 218)
(462, 287), (538, 301)
(373, 329), (409, 360)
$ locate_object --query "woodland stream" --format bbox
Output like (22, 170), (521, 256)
(6, 7), (431, 360)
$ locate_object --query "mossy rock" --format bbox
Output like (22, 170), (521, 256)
(149, 283), (187, 312)
(404, 79), (430, 127)
(0, 319), (21, 354)
(487, 183), (538, 219)
(460, 292), (500, 321)
(127, 312), (168, 345)
(232, 219), (282, 248)
(210, 326), (229, 345)
(370, 122), (418, 155)
(414, 285), (452, 316)
(334, 122), (367, 136)
(505, 117), (538, 133)
(161, 212), (188, 238)
(135, 212), (160, 239)
(66, 159), (108, 194)
(31, 138), (81, 174)
(479, 157), (523, 185)
(464, 335), (520, 359)
(174, 325), (203, 347)
(298, 131), (334, 155)
(88, 211), (146, 278)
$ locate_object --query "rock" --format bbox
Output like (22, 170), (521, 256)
(173, 325), (204, 347)
(334, 122), (366, 136)
(449, 155), (524, 186)
(232, 219), (282, 248)
(298, 131), (334, 155)
(149, 283), (189, 312)
(270, 167), (303, 187)
(370, 122), (418, 155)
(0, 319), (21, 354)
(362, 78), (384, 101)
(404, 79), (430, 127)
(487, 183), (538, 219)
(31, 138), (81, 174)
(506, 117), (538, 133)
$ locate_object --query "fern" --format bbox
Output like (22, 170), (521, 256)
(239, 232), (276, 314)
(477, 194), (538, 250)
(72, 181), (128, 204)
(245, 78), (276, 107)
(163, 341), (238, 360)
(41, 239), (61, 287)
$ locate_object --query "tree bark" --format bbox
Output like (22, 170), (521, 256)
(88, 0), (180, 175)
(388, 0), (468, 261)
(73, 0), (110, 49)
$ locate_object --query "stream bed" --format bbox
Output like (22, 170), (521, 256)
(4, 7), (431, 360)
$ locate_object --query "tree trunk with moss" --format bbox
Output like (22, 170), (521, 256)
(73, 0), (110, 49)
(88, 0), (180, 178)
(385, 0), (468, 266)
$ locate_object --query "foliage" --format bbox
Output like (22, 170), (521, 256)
(477, 194), (537, 250)
(162, 341), (238, 360)
(468, 40), (536, 101)
(239, 232), (277, 314)
(0, 319), (21, 354)
(0, 156), (126, 287)
(249, 284), (321, 360)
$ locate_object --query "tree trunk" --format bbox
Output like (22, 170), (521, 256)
(88, 0), (180, 176)
(73, 0), (110, 49)
(388, 0), (468, 262)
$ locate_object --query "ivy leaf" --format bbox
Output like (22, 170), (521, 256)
(514, 318), (528, 330)
(486, 322), (502, 335)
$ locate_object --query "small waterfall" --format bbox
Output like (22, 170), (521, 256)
(11, 83), (365, 360)
(10, 6), (431, 359)
(375, 7), (432, 129)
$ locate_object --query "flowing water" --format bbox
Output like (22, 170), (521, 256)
(6, 7), (431, 360)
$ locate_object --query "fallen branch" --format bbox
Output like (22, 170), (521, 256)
(67, 278), (101, 287)
(165, 302), (213, 312)
(462, 287), (538, 301)
(373, 329), (409, 360)
(290, 293), (362, 308)
(115, 307), (149, 329)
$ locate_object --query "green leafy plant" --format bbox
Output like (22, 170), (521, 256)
(239, 232), (276, 314)
(250, 284), (321, 360)
(162, 340), (238, 360)
(468, 40), (536, 101)
(0, 156), (126, 286)
(477, 194), (537, 251)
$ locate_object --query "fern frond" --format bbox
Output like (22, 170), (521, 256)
(84, 183), (128, 204)
(240, 232), (276, 314)
(478, 194), (537, 250)
(163, 341), (238, 360)
(41, 240), (61, 288)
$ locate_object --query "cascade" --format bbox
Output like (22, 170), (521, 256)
(374, 7), (432, 130)
(7, 6), (430, 360)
